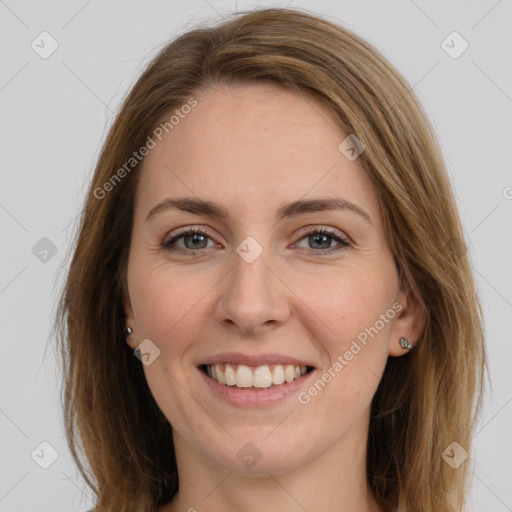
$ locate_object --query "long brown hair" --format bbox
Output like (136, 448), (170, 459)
(53, 7), (486, 511)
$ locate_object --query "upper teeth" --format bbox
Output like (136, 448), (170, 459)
(205, 363), (308, 388)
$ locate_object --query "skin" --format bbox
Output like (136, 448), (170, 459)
(123, 82), (426, 512)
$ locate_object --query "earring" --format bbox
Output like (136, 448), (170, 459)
(126, 327), (133, 337)
(400, 337), (413, 350)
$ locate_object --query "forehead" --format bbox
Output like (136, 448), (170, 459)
(134, 82), (381, 225)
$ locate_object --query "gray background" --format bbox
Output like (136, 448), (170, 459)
(0, 1), (511, 510)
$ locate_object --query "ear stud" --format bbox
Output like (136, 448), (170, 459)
(400, 337), (413, 350)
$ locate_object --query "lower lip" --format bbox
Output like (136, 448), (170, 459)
(198, 367), (315, 407)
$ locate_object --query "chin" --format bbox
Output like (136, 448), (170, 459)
(202, 433), (311, 475)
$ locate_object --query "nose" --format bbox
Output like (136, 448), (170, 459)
(214, 241), (291, 335)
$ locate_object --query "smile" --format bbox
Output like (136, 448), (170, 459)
(200, 363), (313, 389)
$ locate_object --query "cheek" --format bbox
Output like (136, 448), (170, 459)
(292, 260), (396, 351)
(130, 272), (177, 338)
(291, 261), (395, 408)
(127, 255), (217, 360)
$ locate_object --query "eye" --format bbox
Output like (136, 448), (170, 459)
(162, 226), (351, 256)
(162, 227), (216, 254)
(294, 227), (350, 255)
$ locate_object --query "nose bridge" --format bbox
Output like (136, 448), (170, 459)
(229, 236), (274, 303)
(215, 233), (290, 332)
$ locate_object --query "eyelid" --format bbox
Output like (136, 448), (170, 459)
(165, 224), (348, 240)
(296, 224), (349, 240)
(292, 226), (350, 252)
(163, 225), (218, 246)
(163, 224), (351, 256)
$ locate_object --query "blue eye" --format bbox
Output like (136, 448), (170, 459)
(163, 227), (213, 252)
(162, 226), (350, 256)
(295, 227), (350, 255)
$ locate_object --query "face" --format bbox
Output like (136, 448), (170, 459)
(124, 82), (423, 475)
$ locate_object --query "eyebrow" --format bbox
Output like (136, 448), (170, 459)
(145, 196), (372, 225)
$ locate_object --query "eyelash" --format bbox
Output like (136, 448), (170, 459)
(162, 226), (351, 257)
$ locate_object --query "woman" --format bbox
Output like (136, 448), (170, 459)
(54, 7), (486, 512)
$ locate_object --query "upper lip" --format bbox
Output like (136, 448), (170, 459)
(199, 352), (315, 368)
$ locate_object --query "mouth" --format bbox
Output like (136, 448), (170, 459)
(199, 363), (315, 390)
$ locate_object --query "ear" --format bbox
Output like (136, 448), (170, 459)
(388, 286), (427, 357)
